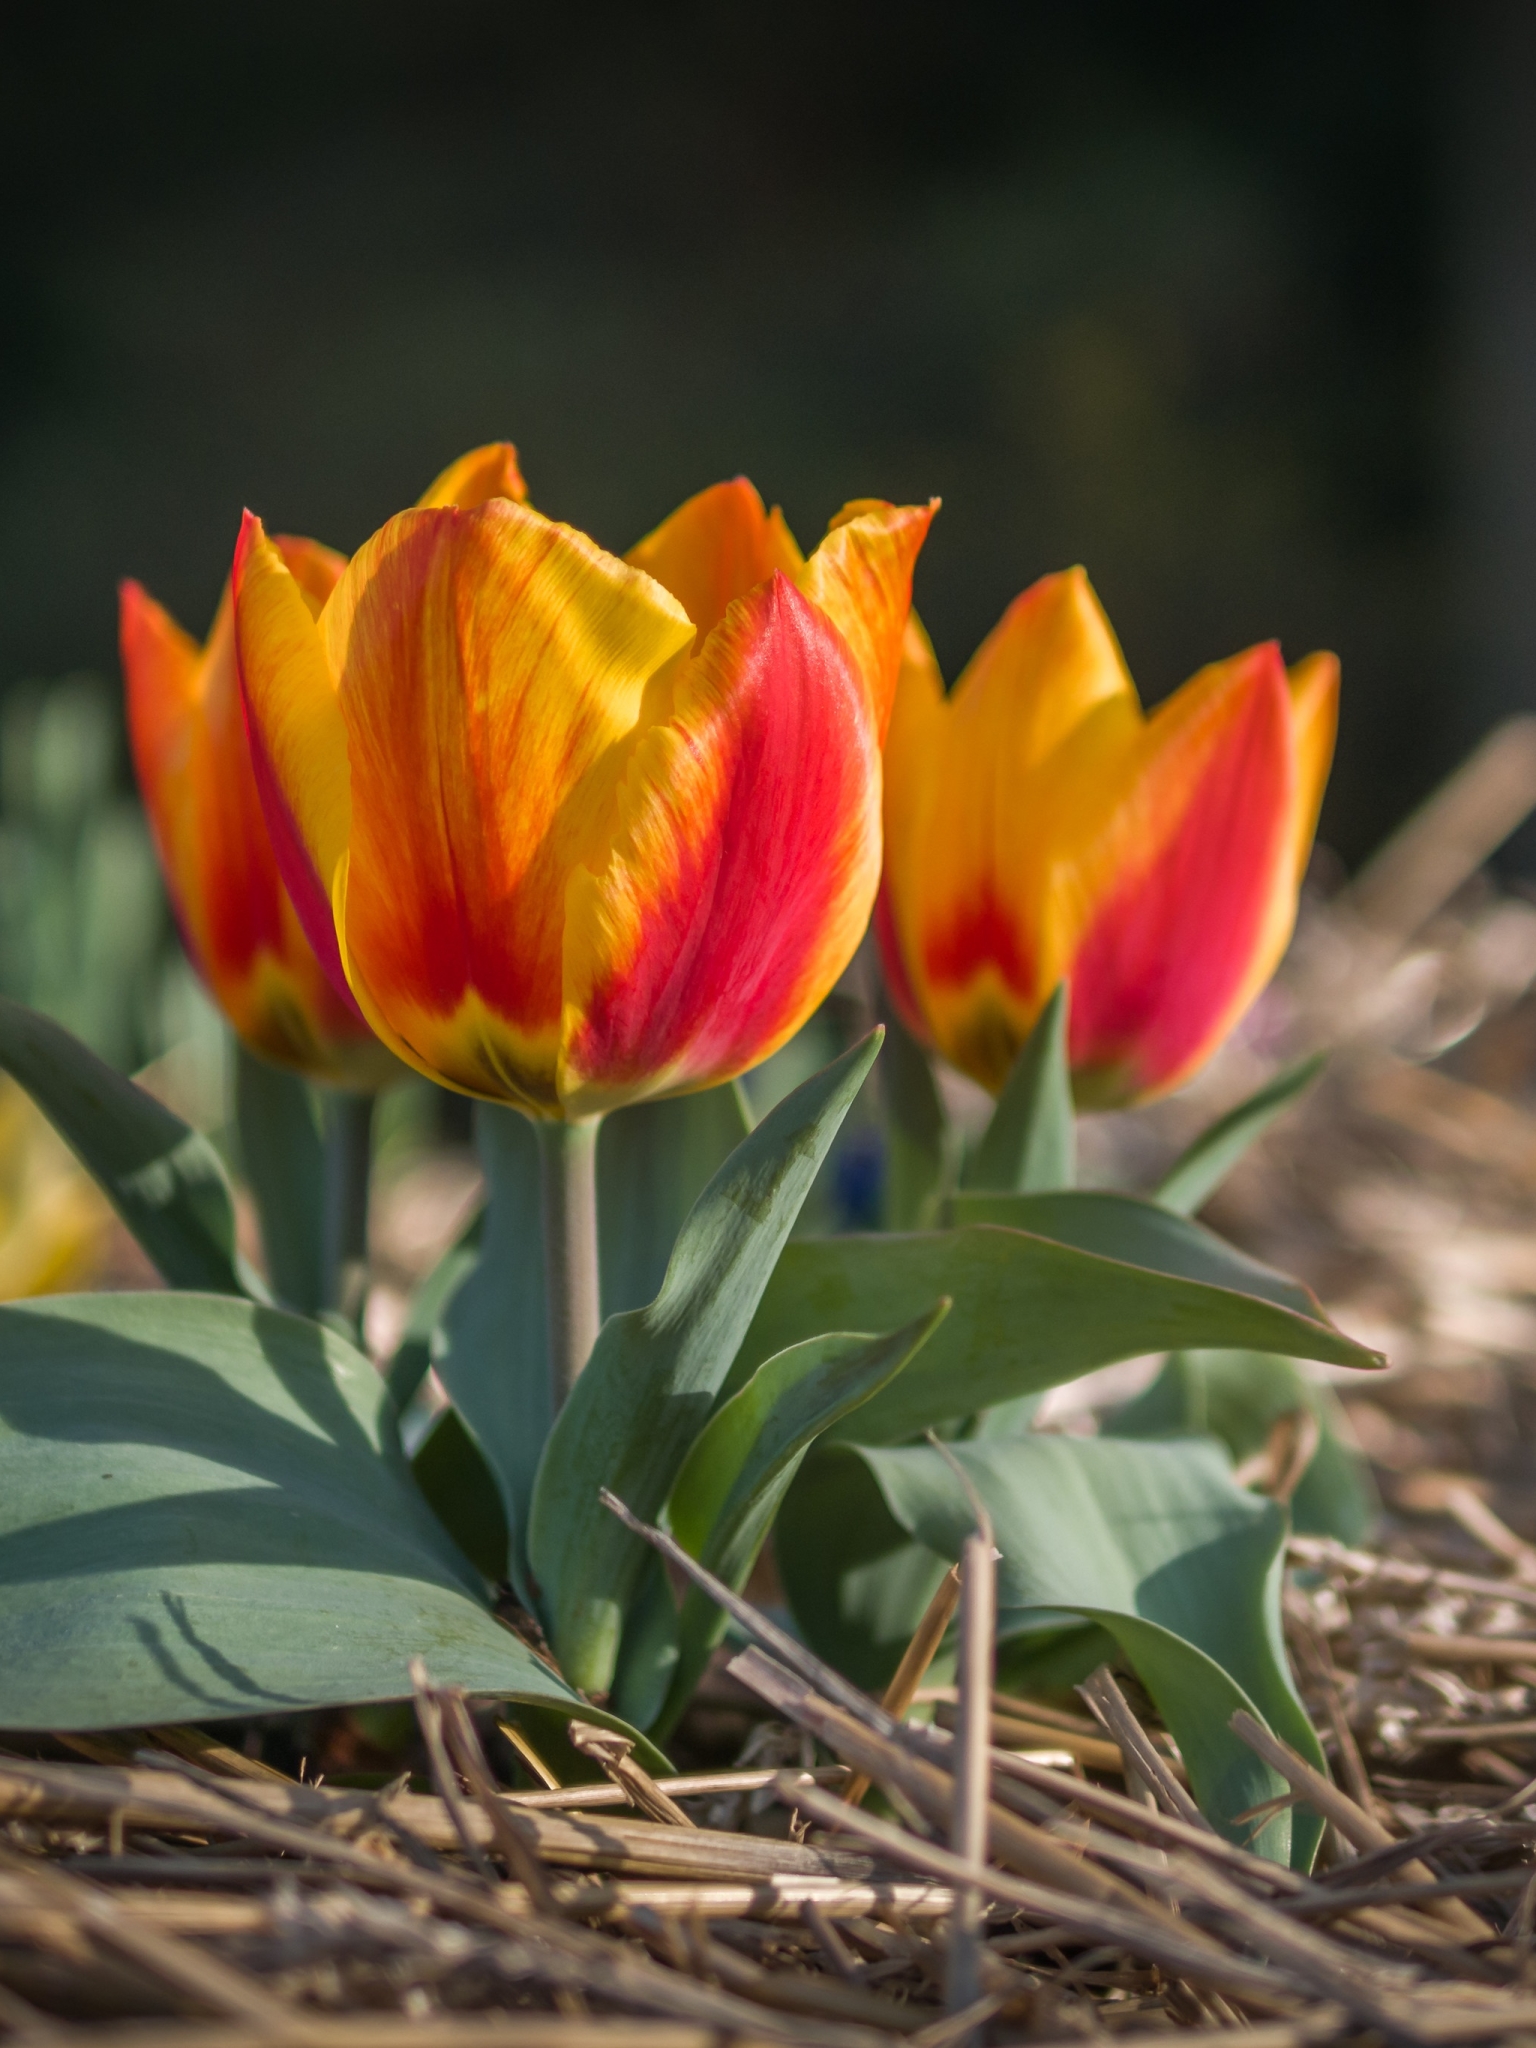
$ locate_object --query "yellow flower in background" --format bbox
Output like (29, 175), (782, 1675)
(0, 1078), (106, 1298)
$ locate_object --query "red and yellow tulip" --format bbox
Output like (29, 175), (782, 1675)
(876, 567), (1338, 1105)
(234, 466), (935, 1119)
(119, 445), (527, 1087)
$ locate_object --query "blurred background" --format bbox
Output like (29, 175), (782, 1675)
(6, 0), (1526, 878)
(4, 0), (1536, 1307)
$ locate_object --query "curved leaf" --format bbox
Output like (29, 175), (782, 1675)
(528, 1031), (882, 1696)
(1153, 1056), (1325, 1217)
(0, 1291), (654, 1758)
(791, 1433), (1324, 1866)
(963, 982), (1074, 1193)
(1105, 1348), (1379, 1544)
(654, 1304), (949, 1736)
(734, 1222), (1383, 1447)
(0, 997), (251, 1296)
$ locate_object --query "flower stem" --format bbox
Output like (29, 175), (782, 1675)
(537, 1116), (602, 1414)
(322, 1090), (375, 1331)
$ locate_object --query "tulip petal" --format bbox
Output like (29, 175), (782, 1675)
(232, 514), (356, 1004)
(882, 569), (1138, 1090)
(560, 573), (880, 1118)
(123, 559), (381, 1080)
(627, 478), (805, 644)
(416, 442), (529, 511)
(794, 500), (937, 741)
(1285, 650), (1339, 888)
(321, 500), (696, 1110)
(1064, 643), (1296, 1104)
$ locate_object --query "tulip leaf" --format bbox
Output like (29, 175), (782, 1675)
(432, 1105), (546, 1603)
(649, 1302), (951, 1738)
(383, 1201), (486, 1415)
(1104, 1348), (1378, 1545)
(780, 1432), (1323, 1866)
(0, 1290), (658, 1759)
(1153, 1055), (1325, 1217)
(598, 1083), (754, 1317)
(962, 982), (1075, 1193)
(732, 1210), (1383, 1448)
(528, 1030), (883, 1697)
(411, 1402), (512, 1585)
(879, 1008), (951, 1229)
(0, 996), (251, 1297)
(234, 1047), (325, 1315)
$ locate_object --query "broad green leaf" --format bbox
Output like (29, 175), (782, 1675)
(235, 1046), (324, 1315)
(733, 1221), (1383, 1447)
(962, 982), (1074, 1193)
(1104, 1349), (1379, 1545)
(653, 1303), (950, 1737)
(0, 996), (250, 1296)
(528, 1031), (883, 1696)
(383, 1204), (485, 1415)
(1153, 1055), (1325, 1216)
(412, 1403), (510, 1584)
(599, 1083), (754, 1317)
(946, 1191), (1324, 1320)
(793, 1434), (1324, 1866)
(0, 1291), (656, 1760)
(879, 1008), (950, 1229)
(432, 1105), (545, 1602)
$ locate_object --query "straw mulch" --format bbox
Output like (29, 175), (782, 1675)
(11, 726), (1536, 2043)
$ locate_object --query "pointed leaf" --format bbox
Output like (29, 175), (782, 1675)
(433, 1106), (545, 1601)
(653, 1302), (950, 1736)
(0, 997), (250, 1296)
(412, 1403), (510, 1584)
(963, 982), (1074, 1192)
(0, 1290), (657, 1761)
(528, 1030), (883, 1696)
(1153, 1056), (1324, 1217)
(599, 1083), (754, 1317)
(235, 1046), (324, 1314)
(734, 1217), (1383, 1448)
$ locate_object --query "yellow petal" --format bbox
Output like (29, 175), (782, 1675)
(626, 478), (804, 645)
(793, 500), (937, 740)
(1284, 650), (1339, 888)
(416, 442), (529, 510)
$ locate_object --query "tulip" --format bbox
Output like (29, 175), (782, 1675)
(121, 444), (527, 1088)
(877, 567), (1337, 1106)
(234, 464), (934, 1395)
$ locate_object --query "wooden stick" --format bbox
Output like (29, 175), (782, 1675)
(946, 1531), (994, 2021)
(842, 1567), (961, 1808)
(1078, 1666), (1208, 1829)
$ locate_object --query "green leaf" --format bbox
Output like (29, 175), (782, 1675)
(946, 1191), (1325, 1320)
(1105, 1349), (1379, 1545)
(879, 1008), (950, 1229)
(962, 982), (1074, 1192)
(383, 1205), (485, 1415)
(1153, 1056), (1325, 1217)
(733, 1216), (1383, 1448)
(234, 1046), (324, 1315)
(0, 996), (250, 1296)
(792, 1433), (1324, 1866)
(411, 1403), (511, 1585)
(528, 1030), (883, 1696)
(432, 1106), (545, 1601)
(598, 1083), (754, 1317)
(652, 1303), (950, 1735)
(0, 1290), (654, 1756)
(777, 1448), (952, 1694)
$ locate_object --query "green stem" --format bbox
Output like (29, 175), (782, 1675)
(536, 1116), (602, 1414)
(322, 1090), (375, 1329)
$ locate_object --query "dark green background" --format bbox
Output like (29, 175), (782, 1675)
(4, 2), (1522, 866)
